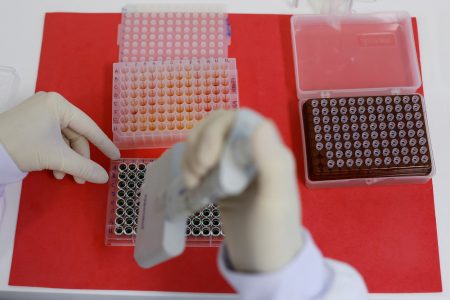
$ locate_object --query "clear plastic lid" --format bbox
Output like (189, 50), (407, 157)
(291, 12), (421, 100)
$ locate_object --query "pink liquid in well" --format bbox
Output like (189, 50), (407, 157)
(294, 19), (418, 92)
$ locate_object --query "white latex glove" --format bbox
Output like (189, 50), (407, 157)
(183, 110), (303, 273)
(0, 92), (120, 184)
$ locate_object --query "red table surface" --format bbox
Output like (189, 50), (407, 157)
(9, 13), (441, 293)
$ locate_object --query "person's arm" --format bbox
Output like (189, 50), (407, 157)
(182, 109), (368, 300)
(0, 91), (120, 182)
(218, 229), (367, 300)
(0, 92), (120, 225)
(0, 144), (27, 225)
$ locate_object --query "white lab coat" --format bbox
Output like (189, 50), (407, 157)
(0, 144), (368, 299)
(218, 230), (368, 300)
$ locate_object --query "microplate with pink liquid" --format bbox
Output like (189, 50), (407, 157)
(112, 58), (239, 149)
(118, 12), (230, 62)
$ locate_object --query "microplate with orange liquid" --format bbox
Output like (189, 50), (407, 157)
(112, 58), (239, 149)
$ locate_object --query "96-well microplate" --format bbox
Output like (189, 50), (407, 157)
(105, 159), (224, 246)
(112, 58), (239, 149)
(118, 12), (230, 62)
(302, 95), (432, 181)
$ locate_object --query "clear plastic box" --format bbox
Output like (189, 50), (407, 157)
(105, 158), (224, 246)
(291, 12), (434, 188)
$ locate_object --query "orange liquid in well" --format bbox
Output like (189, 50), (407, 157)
(157, 97), (165, 105)
(158, 106), (166, 114)
(167, 113), (175, 122)
(139, 106), (147, 114)
(158, 114), (166, 122)
(194, 112), (203, 121)
(167, 122), (175, 130)
(176, 96), (184, 104)
(148, 106), (157, 114)
(176, 122), (185, 130)
(167, 104), (175, 113)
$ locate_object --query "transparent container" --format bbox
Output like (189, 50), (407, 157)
(105, 158), (224, 246)
(117, 11), (230, 62)
(291, 12), (434, 188)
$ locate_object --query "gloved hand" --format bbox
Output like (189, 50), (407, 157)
(182, 110), (303, 273)
(0, 92), (120, 184)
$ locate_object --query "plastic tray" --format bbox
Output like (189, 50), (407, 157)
(112, 58), (239, 149)
(105, 158), (224, 246)
(291, 12), (434, 188)
(118, 11), (230, 62)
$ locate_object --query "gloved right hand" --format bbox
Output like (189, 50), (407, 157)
(0, 92), (120, 184)
(182, 110), (303, 273)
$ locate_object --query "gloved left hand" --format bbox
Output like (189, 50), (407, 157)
(0, 92), (120, 184)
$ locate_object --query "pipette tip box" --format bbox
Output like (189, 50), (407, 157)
(291, 12), (434, 188)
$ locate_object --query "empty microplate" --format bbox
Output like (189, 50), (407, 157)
(118, 11), (230, 62)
